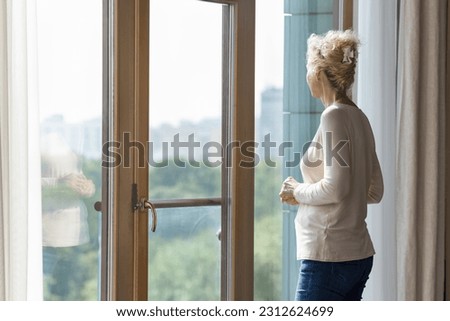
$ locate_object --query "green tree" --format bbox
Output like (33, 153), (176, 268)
(148, 230), (221, 300)
(43, 158), (283, 301)
(254, 163), (283, 300)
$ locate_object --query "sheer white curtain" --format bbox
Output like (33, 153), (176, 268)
(355, 0), (398, 300)
(0, 0), (42, 300)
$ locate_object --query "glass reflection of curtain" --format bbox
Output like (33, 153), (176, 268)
(0, 0), (43, 300)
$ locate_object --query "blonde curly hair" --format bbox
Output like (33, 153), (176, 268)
(306, 30), (360, 94)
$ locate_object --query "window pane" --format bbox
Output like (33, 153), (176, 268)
(149, 0), (222, 200)
(37, 0), (102, 300)
(148, 0), (223, 300)
(253, 0), (284, 301)
(148, 207), (221, 300)
(254, 0), (336, 300)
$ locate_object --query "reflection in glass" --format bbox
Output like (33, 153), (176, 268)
(41, 133), (94, 247)
(40, 121), (102, 301)
(37, 0), (102, 300)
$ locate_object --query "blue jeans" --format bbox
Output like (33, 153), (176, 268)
(295, 256), (373, 301)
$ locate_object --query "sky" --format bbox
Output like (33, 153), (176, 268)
(37, 0), (102, 123)
(37, 0), (284, 126)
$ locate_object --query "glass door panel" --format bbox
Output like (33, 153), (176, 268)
(253, 0), (338, 300)
(148, 0), (223, 300)
(253, 1), (284, 301)
(148, 207), (221, 300)
(37, 0), (103, 300)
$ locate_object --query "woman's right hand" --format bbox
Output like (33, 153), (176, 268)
(279, 177), (300, 205)
(60, 173), (95, 198)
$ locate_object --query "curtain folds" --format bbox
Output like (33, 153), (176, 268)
(396, 0), (447, 300)
(0, 0), (42, 300)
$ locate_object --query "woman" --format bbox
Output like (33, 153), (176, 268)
(279, 30), (384, 301)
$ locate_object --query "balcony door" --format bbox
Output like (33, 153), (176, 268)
(108, 0), (255, 300)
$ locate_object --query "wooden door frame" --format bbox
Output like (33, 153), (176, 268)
(445, 0), (450, 301)
(104, 0), (255, 301)
(103, 0), (149, 300)
(342, 0), (353, 30)
(215, 0), (256, 301)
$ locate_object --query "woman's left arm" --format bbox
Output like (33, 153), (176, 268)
(367, 151), (384, 204)
(293, 108), (351, 205)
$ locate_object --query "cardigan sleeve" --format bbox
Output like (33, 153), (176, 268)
(294, 108), (351, 205)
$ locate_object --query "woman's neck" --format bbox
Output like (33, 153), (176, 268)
(318, 72), (356, 108)
(320, 90), (347, 107)
(335, 95), (357, 107)
(320, 87), (356, 108)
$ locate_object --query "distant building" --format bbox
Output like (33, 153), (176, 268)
(257, 87), (283, 161)
(40, 89), (284, 163)
(149, 118), (221, 163)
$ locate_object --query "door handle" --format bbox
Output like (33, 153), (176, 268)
(131, 184), (157, 232)
(143, 200), (158, 233)
(135, 198), (158, 232)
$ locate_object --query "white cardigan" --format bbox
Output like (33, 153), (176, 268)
(294, 103), (383, 262)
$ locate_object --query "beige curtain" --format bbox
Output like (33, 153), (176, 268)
(397, 0), (447, 300)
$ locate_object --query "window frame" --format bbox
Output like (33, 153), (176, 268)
(102, 0), (150, 300)
(445, 0), (450, 301)
(102, 0), (255, 301)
